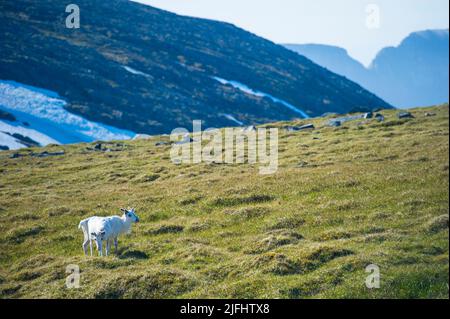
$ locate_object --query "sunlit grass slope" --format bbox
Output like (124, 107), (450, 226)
(0, 105), (448, 298)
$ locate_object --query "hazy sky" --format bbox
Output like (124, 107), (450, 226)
(133, 0), (449, 66)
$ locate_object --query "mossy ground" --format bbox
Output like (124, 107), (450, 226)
(0, 105), (448, 299)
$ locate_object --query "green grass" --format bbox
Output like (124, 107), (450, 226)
(0, 105), (448, 299)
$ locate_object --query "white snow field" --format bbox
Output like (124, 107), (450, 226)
(0, 80), (135, 150)
(213, 76), (310, 119)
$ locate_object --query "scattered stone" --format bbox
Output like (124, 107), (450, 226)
(329, 120), (341, 127)
(297, 161), (318, 168)
(327, 112), (380, 127)
(425, 112), (436, 117)
(86, 143), (125, 152)
(31, 151), (65, 158)
(297, 161), (309, 168)
(300, 124), (315, 130)
(397, 112), (414, 119)
(9, 153), (24, 159)
(155, 141), (170, 146)
(133, 134), (153, 140)
(375, 113), (385, 122)
(286, 124), (315, 132)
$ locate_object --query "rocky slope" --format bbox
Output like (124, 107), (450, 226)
(0, 0), (391, 135)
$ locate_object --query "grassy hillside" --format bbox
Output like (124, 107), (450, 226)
(0, 105), (448, 299)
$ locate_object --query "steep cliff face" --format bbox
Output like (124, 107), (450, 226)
(0, 0), (391, 134)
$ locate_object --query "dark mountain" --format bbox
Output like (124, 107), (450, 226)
(0, 0), (391, 135)
(285, 29), (449, 108)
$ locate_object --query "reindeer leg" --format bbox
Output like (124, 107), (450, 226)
(82, 239), (89, 256)
(106, 239), (110, 257)
(114, 237), (118, 254)
(98, 239), (103, 257)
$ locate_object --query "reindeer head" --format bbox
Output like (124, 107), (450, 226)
(121, 208), (140, 223)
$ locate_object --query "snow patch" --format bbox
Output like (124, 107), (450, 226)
(123, 66), (151, 78)
(0, 120), (58, 148)
(213, 76), (310, 118)
(220, 113), (244, 126)
(0, 131), (27, 150)
(0, 80), (135, 150)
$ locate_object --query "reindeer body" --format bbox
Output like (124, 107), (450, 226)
(79, 208), (139, 256)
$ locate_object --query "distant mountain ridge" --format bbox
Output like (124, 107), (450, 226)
(283, 44), (369, 88)
(285, 29), (449, 108)
(0, 0), (391, 136)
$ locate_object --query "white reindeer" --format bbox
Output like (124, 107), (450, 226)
(78, 208), (140, 256)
